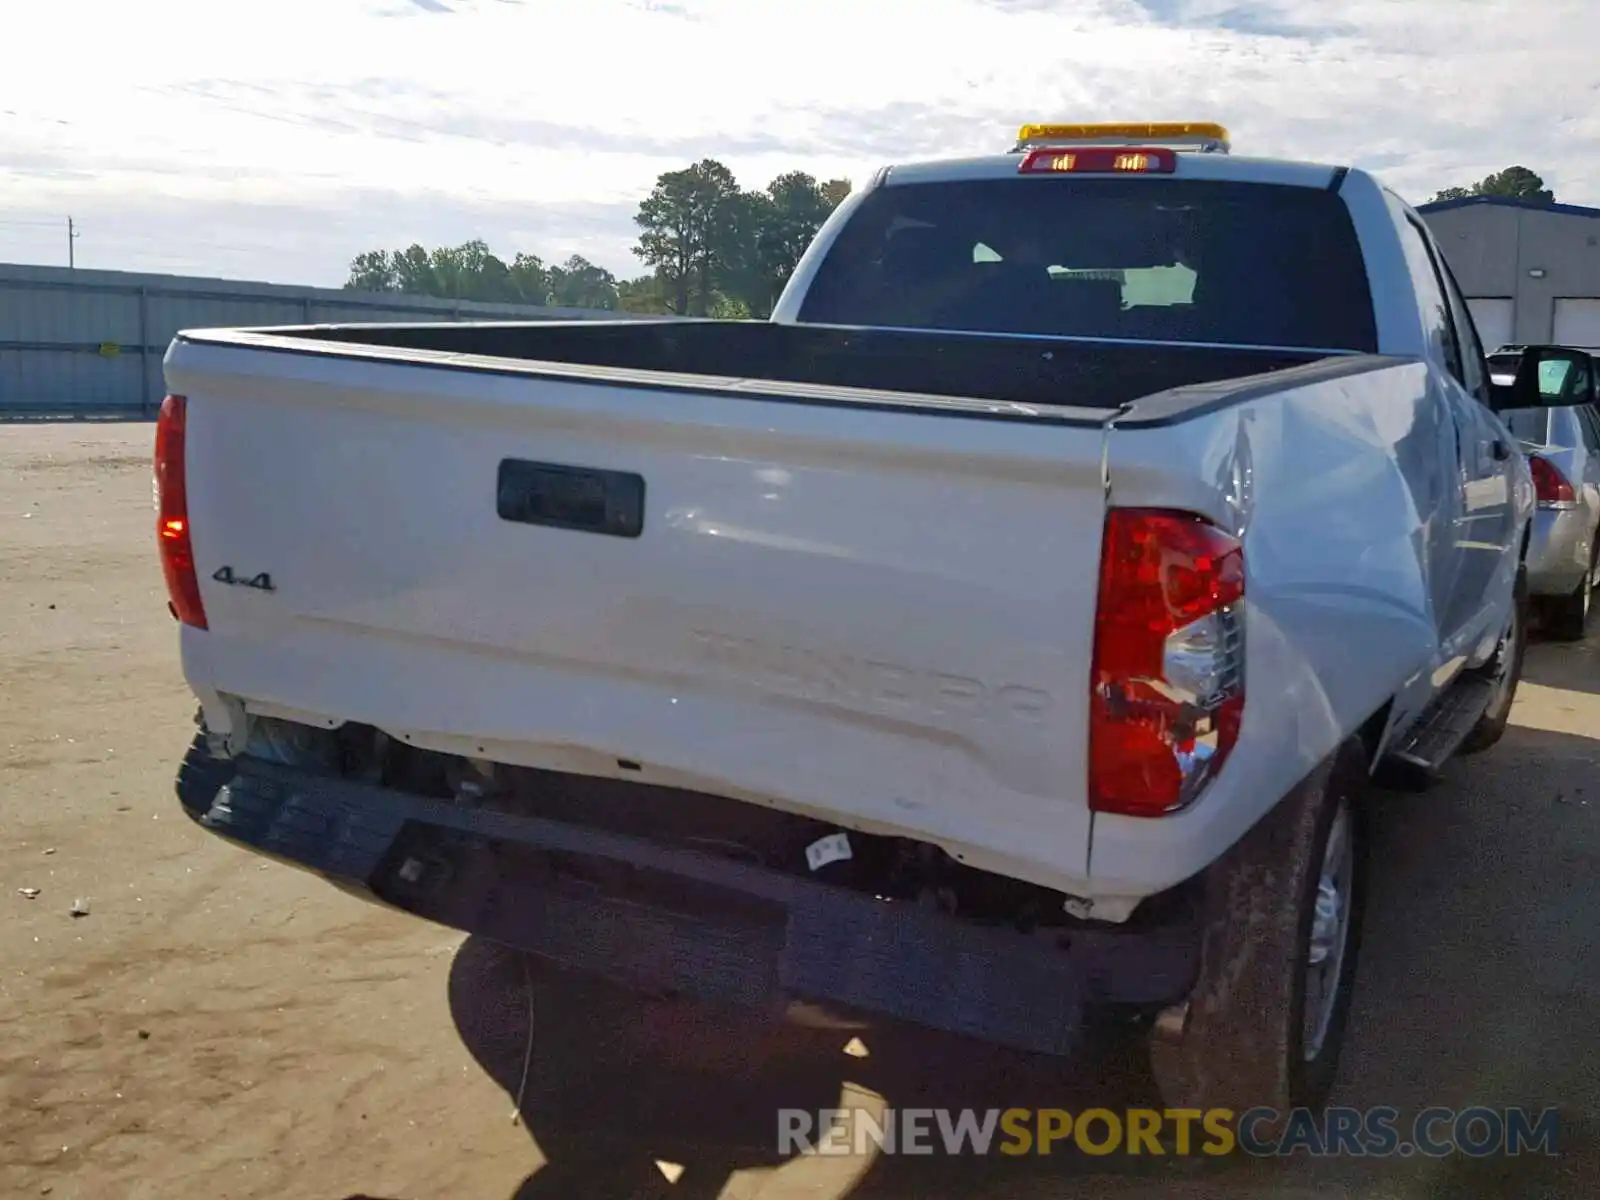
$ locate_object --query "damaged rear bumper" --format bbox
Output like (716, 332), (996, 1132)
(177, 749), (1199, 1059)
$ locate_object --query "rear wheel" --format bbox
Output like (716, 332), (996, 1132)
(1460, 569), (1529, 754)
(1148, 741), (1368, 1125)
(175, 728), (237, 820)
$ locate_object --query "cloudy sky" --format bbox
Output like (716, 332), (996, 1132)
(2, 0), (1597, 288)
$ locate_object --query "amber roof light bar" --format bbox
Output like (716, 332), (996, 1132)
(1011, 122), (1231, 155)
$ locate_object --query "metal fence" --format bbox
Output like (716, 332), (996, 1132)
(0, 262), (638, 417)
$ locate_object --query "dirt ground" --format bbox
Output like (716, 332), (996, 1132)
(2, 422), (1598, 1200)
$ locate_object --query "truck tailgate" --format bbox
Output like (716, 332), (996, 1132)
(166, 336), (1111, 890)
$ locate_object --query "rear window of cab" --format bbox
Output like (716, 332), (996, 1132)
(799, 178), (1379, 353)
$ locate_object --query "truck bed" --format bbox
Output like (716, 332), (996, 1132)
(163, 320), (1379, 898)
(177, 318), (1336, 417)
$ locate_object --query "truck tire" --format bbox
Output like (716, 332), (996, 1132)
(1148, 740), (1367, 1126)
(1459, 568), (1529, 755)
(175, 729), (236, 821)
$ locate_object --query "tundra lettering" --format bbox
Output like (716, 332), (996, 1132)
(689, 629), (1055, 723)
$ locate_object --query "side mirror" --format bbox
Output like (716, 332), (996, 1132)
(1503, 346), (1597, 410)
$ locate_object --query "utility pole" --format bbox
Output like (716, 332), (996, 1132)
(68, 216), (79, 268)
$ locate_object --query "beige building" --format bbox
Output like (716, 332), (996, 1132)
(1419, 195), (1600, 352)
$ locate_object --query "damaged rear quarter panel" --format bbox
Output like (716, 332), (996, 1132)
(1088, 359), (1441, 895)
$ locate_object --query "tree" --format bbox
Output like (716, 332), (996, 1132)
(507, 252), (551, 306)
(737, 172), (851, 317)
(1478, 166), (1554, 203)
(1429, 165), (1554, 205)
(633, 159), (746, 316)
(346, 250), (396, 293)
(434, 239), (515, 301)
(390, 244), (438, 295)
(344, 241), (535, 304)
(714, 187), (774, 318)
(708, 293), (752, 319)
(820, 179), (853, 209)
(625, 168), (853, 319)
(617, 274), (673, 314)
(340, 159), (855, 314)
(547, 255), (619, 310)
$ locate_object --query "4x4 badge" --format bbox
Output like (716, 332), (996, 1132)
(212, 566), (275, 592)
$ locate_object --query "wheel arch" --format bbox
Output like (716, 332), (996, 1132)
(1355, 700), (1394, 775)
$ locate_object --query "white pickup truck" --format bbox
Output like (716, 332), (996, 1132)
(161, 122), (1552, 1116)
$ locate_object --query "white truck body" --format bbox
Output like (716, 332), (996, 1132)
(167, 332), (1519, 912)
(165, 154), (1529, 912)
(159, 128), (1540, 1102)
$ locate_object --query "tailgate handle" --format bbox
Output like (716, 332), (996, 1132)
(497, 459), (645, 538)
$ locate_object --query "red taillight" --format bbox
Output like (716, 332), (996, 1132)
(1529, 454), (1575, 506)
(154, 394), (207, 629)
(1018, 146), (1177, 175)
(1090, 509), (1245, 818)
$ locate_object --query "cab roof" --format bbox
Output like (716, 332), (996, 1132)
(878, 151), (1348, 191)
(873, 121), (1344, 189)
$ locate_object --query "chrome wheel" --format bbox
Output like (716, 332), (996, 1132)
(1303, 800), (1353, 1062)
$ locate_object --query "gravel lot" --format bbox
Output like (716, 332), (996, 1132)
(3, 422), (1597, 1199)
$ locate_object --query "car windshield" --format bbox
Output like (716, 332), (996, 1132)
(798, 178), (1379, 352)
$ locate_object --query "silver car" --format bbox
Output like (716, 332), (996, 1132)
(1489, 347), (1600, 640)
